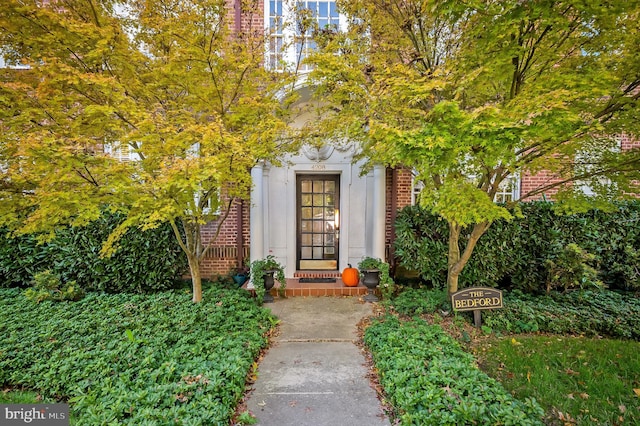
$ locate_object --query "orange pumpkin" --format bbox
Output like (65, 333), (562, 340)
(342, 264), (360, 287)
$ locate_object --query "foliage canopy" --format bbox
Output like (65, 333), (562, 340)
(0, 0), (297, 301)
(307, 0), (640, 293)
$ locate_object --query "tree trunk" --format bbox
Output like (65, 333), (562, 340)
(447, 223), (462, 295)
(446, 221), (492, 296)
(447, 271), (460, 297)
(169, 219), (204, 303)
(187, 253), (202, 303)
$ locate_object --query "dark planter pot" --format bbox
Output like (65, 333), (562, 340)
(361, 269), (380, 302)
(262, 271), (276, 303)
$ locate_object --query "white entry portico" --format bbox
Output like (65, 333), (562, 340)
(249, 146), (386, 279)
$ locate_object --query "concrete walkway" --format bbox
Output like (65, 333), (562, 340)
(245, 297), (391, 426)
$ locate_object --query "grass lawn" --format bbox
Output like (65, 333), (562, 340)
(474, 334), (640, 425)
(0, 285), (276, 425)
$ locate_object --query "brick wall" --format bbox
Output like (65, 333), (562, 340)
(519, 170), (564, 201)
(200, 199), (251, 278)
(520, 133), (640, 201)
(198, 1), (263, 277)
(620, 132), (640, 150)
(385, 167), (414, 263)
(225, 0), (264, 33)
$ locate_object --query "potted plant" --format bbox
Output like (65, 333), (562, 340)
(250, 255), (286, 303)
(357, 257), (393, 302)
(230, 263), (250, 287)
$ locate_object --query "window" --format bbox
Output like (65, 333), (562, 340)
(411, 173), (521, 205)
(494, 175), (520, 203)
(0, 55), (30, 70)
(103, 142), (141, 162)
(576, 135), (621, 196)
(411, 176), (424, 206)
(266, 0), (341, 71)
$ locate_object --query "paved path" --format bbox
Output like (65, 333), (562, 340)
(245, 297), (391, 426)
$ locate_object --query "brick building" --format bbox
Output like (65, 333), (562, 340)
(198, 1), (638, 280)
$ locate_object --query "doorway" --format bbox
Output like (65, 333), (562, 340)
(296, 174), (340, 270)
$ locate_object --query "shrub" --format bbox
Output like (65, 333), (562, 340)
(391, 288), (449, 316)
(24, 270), (85, 303)
(0, 212), (188, 293)
(544, 243), (603, 293)
(0, 232), (53, 288)
(394, 201), (640, 293)
(0, 285), (276, 424)
(364, 315), (544, 425)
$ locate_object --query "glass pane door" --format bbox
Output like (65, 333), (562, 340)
(297, 175), (340, 270)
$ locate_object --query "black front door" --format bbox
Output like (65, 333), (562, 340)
(297, 174), (340, 270)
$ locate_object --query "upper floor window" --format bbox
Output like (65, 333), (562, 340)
(266, 0), (341, 71)
(0, 55), (30, 70)
(494, 175), (520, 203)
(411, 173), (521, 206)
(103, 142), (141, 162)
(411, 175), (424, 206)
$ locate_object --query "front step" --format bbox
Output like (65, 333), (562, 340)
(244, 278), (370, 297)
(278, 278), (369, 297)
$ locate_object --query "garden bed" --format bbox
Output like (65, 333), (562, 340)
(0, 286), (277, 424)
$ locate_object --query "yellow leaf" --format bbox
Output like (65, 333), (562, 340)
(633, 388), (640, 397)
(511, 338), (521, 346)
(527, 371), (531, 382)
(579, 393), (590, 400)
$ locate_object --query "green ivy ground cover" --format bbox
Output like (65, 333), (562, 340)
(364, 315), (544, 425)
(482, 290), (640, 339)
(0, 286), (276, 425)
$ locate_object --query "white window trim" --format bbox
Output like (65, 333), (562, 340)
(264, 0), (345, 72)
(576, 135), (621, 196)
(493, 174), (521, 204)
(104, 142), (142, 162)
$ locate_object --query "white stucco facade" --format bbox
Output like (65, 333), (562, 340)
(248, 78), (387, 279)
(250, 146), (386, 278)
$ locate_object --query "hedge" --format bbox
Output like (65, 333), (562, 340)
(0, 212), (188, 293)
(394, 201), (640, 292)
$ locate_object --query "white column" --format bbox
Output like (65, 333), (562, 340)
(262, 163), (271, 259)
(250, 162), (265, 270)
(372, 164), (386, 260)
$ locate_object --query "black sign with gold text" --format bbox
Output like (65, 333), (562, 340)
(451, 287), (503, 312)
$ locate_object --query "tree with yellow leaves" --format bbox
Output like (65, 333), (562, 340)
(0, 0), (297, 302)
(307, 0), (640, 294)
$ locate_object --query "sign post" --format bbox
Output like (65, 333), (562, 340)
(450, 287), (503, 327)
